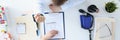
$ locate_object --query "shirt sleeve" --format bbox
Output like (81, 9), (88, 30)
(61, 0), (86, 11)
(38, 0), (44, 14)
(38, 0), (51, 14)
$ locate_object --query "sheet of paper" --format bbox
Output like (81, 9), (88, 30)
(44, 12), (65, 39)
(17, 23), (26, 34)
(94, 18), (115, 40)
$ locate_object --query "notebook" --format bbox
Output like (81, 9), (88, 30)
(44, 12), (65, 39)
(94, 18), (115, 40)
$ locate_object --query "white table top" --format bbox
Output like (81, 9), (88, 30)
(0, 0), (120, 40)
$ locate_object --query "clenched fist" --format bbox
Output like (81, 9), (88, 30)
(35, 13), (45, 23)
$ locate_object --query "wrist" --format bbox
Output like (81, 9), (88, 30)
(41, 36), (49, 40)
(41, 37), (47, 40)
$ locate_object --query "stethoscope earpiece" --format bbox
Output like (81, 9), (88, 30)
(79, 9), (87, 14)
(79, 9), (92, 16)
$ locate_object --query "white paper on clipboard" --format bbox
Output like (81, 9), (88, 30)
(44, 12), (65, 39)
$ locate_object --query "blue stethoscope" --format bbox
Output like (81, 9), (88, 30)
(79, 9), (94, 40)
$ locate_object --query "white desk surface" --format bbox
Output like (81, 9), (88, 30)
(0, 0), (120, 40)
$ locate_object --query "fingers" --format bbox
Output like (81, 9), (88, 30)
(35, 14), (45, 23)
(35, 13), (41, 18)
(48, 30), (58, 37)
(44, 30), (58, 40)
(50, 30), (58, 35)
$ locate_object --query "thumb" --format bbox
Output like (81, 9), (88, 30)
(43, 30), (58, 40)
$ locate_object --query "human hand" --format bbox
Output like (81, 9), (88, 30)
(41, 30), (58, 40)
(35, 13), (45, 23)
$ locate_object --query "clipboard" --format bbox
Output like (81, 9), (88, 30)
(44, 12), (65, 39)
